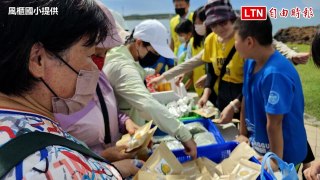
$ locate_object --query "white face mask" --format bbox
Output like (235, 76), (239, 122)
(178, 36), (186, 43)
(195, 24), (206, 36)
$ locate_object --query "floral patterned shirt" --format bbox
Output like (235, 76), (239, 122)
(0, 108), (122, 180)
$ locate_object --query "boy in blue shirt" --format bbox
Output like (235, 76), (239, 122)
(233, 16), (307, 167)
(141, 56), (174, 75)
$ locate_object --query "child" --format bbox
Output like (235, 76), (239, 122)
(234, 16), (307, 166)
(177, 6), (208, 96)
(175, 19), (194, 89)
(186, 6), (208, 96)
(140, 55), (174, 75)
(175, 19), (194, 64)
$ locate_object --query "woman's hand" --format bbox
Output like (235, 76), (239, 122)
(304, 161), (320, 180)
(197, 96), (208, 108)
(292, 52), (310, 64)
(197, 88), (211, 108)
(195, 75), (207, 88)
(257, 156), (279, 172)
(175, 74), (185, 86)
(147, 75), (165, 87)
(112, 159), (144, 178)
(125, 119), (140, 135)
(100, 145), (138, 162)
(181, 139), (197, 160)
(218, 104), (235, 124)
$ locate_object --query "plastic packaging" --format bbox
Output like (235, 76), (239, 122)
(144, 68), (155, 76)
(194, 132), (217, 146)
(185, 122), (208, 135)
(165, 97), (193, 118)
(153, 135), (176, 144)
(165, 140), (184, 150)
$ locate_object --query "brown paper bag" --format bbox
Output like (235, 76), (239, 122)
(134, 170), (194, 180)
(116, 121), (156, 152)
(141, 142), (183, 175)
(166, 175), (191, 180)
(231, 159), (261, 180)
(195, 173), (213, 180)
(182, 159), (201, 175)
(133, 171), (164, 180)
(212, 173), (237, 180)
(181, 157), (218, 179)
(198, 157), (218, 177)
(217, 142), (258, 175)
(136, 126), (157, 160)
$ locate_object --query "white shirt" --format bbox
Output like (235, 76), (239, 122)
(103, 45), (192, 142)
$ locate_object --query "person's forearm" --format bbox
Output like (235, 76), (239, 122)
(229, 98), (241, 113)
(273, 39), (297, 61)
(239, 97), (247, 136)
(232, 98), (241, 108)
(162, 50), (205, 80)
(185, 79), (193, 89)
(267, 114), (284, 159)
(202, 88), (212, 100)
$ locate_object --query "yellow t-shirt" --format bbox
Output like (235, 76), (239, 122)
(202, 33), (244, 95)
(189, 37), (205, 96)
(170, 13), (194, 55)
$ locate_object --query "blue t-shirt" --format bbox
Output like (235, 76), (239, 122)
(243, 50), (307, 165)
(142, 56), (174, 74)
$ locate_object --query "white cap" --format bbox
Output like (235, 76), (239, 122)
(133, 19), (175, 59)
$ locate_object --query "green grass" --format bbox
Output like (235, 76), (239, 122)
(286, 43), (320, 120)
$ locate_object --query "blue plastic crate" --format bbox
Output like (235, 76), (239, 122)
(153, 118), (225, 153)
(174, 141), (237, 163)
(174, 141), (273, 180)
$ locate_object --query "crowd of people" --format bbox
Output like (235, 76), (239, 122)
(0, 0), (319, 179)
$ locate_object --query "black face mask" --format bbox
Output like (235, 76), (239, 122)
(175, 8), (186, 17)
(138, 50), (160, 67)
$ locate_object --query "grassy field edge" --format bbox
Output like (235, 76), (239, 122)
(287, 43), (320, 120)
